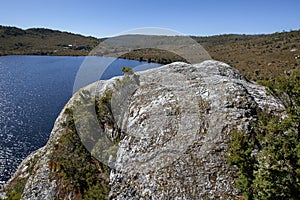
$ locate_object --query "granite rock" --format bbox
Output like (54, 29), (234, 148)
(1, 61), (285, 199)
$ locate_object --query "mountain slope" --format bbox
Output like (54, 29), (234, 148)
(197, 30), (300, 80)
(0, 26), (99, 56)
(1, 25), (299, 81)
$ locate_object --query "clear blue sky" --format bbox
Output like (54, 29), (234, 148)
(1, 0), (299, 38)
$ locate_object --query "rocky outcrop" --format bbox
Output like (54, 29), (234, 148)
(0, 60), (285, 199)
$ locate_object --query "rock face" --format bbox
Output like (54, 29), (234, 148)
(1, 61), (284, 199)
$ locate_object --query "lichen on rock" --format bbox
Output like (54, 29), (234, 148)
(0, 60), (285, 200)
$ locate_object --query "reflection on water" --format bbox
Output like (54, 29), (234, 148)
(0, 55), (161, 185)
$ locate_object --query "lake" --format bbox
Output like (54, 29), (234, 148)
(0, 55), (161, 185)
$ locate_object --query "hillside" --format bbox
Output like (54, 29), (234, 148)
(1, 25), (300, 81)
(120, 31), (300, 81)
(197, 31), (300, 81)
(0, 26), (99, 56)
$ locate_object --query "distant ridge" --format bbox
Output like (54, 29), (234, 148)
(0, 25), (100, 56)
(1, 25), (299, 81)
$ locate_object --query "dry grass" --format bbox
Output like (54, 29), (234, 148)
(1, 25), (299, 81)
(201, 30), (300, 81)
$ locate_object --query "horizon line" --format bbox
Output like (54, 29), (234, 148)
(1, 24), (299, 39)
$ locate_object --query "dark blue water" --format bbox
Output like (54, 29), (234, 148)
(0, 55), (161, 185)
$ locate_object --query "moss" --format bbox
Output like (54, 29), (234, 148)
(95, 89), (115, 131)
(64, 107), (73, 115)
(50, 106), (110, 199)
(5, 178), (27, 200)
(50, 87), (131, 198)
(113, 75), (138, 91)
(26, 154), (39, 175)
(4, 155), (40, 199)
(51, 80), (138, 198)
(92, 88), (124, 164)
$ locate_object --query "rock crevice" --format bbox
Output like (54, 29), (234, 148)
(1, 60), (285, 199)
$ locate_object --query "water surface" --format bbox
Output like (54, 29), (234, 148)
(0, 55), (161, 185)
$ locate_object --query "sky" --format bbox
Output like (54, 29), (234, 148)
(1, 0), (300, 38)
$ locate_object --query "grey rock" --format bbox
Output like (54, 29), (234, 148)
(109, 61), (284, 199)
(1, 60), (285, 199)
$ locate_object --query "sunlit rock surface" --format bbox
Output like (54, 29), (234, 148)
(1, 61), (284, 199)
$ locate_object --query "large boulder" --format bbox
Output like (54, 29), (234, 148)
(1, 61), (284, 199)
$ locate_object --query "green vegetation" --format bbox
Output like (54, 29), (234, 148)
(198, 30), (300, 81)
(2, 25), (300, 199)
(2, 25), (299, 83)
(95, 89), (114, 131)
(228, 70), (300, 199)
(5, 178), (27, 200)
(228, 130), (257, 199)
(0, 25), (99, 56)
(121, 30), (300, 81)
(3, 153), (42, 200)
(121, 66), (133, 73)
(50, 86), (130, 199)
(51, 105), (110, 199)
(119, 48), (188, 64)
(92, 88), (122, 163)
(119, 30), (300, 81)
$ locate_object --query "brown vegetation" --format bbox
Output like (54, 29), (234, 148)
(0, 26), (99, 56)
(199, 31), (300, 80)
(1, 25), (299, 81)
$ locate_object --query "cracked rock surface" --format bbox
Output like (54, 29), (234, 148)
(1, 60), (285, 200)
(109, 61), (284, 199)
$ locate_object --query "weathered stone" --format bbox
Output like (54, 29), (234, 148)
(1, 60), (285, 199)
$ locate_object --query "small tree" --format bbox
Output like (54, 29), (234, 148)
(121, 66), (133, 74)
(228, 69), (300, 199)
(228, 130), (257, 199)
